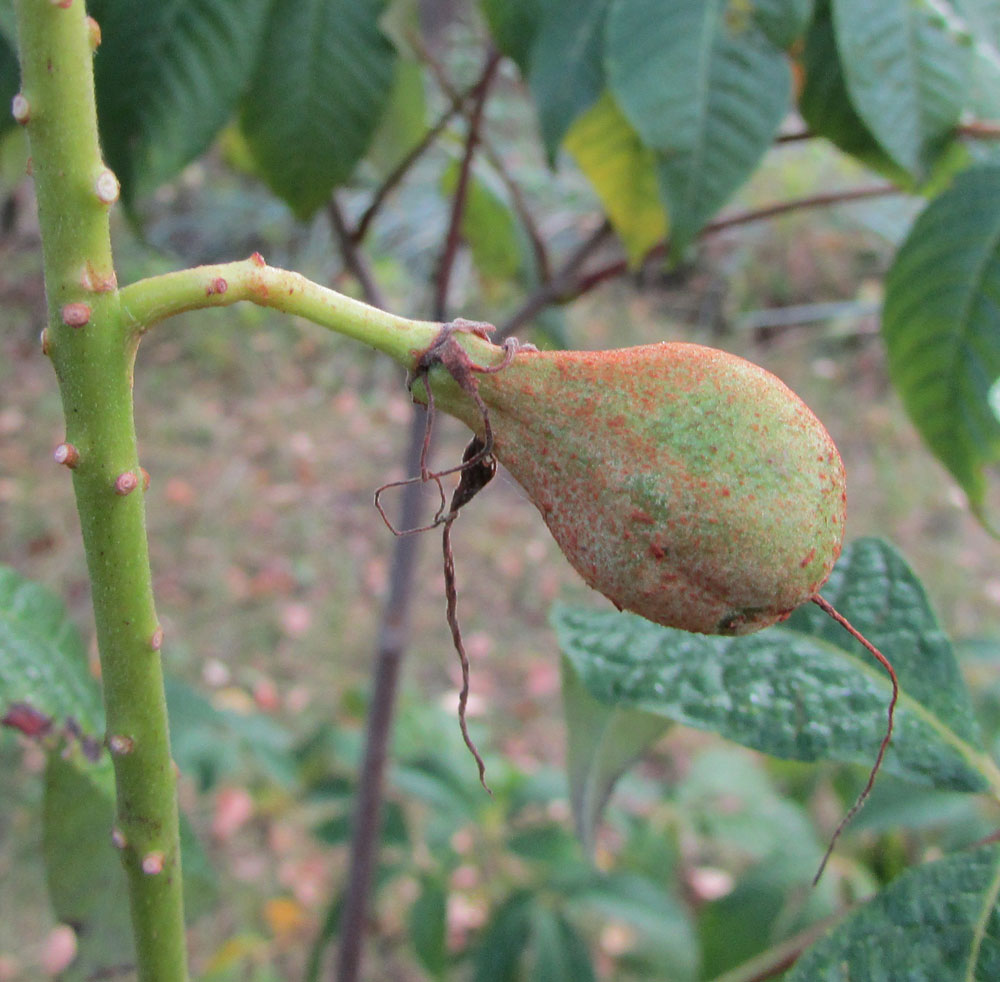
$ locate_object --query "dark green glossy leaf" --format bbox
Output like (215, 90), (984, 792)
(528, 906), (596, 982)
(882, 166), (1000, 529)
(0, 565), (103, 737)
(831, 0), (967, 176)
(553, 539), (994, 793)
(562, 652), (670, 854)
(240, 0), (397, 218)
(89, 0), (271, 202)
(528, 0), (608, 159)
(751, 0), (814, 49)
(606, 0), (790, 255)
(474, 891), (535, 982)
(787, 842), (1000, 981)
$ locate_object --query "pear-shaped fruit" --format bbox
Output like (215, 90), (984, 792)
(429, 340), (845, 636)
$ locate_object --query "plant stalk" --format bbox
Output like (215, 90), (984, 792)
(14, 1), (187, 978)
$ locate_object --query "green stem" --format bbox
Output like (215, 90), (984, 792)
(13, 2), (187, 979)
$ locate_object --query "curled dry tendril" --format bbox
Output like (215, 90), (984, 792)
(373, 321), (532, 791)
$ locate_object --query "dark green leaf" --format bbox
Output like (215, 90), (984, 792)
(553, 539), (994, 793)
(410, 875), (448, 979)
(750, 0), (814, 49)
(365, 58), (427, 179)
(0, 28), (19, 139)
(89, 0), (272, 202)
(528, 906), (596, 982)
(474, 891), (535, 982)
(528, 0), (608, 159)
(882, 166), (1000, 528)
(0, 565), (103, 736)
(606, 0), (791, 254)
(562, 652), (670, 854)
(831, 0), (967, 176)
(786, 842), (1000, 981)
(481, 0), (543, 75)
(240, 0), (397, 218)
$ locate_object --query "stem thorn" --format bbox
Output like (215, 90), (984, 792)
(111, 827), (127, 850)
(53, 442), (79, 468)
(150, 627), (164, 651)
(86, 16), (101, 50)
(40, 327), (50, 356)
(249, 251), (266, 267)
(11, 93), (29, 125)
(60, 302), (90, 328)
(141, 852), (164, 875)
(108, 734), (134, 756)
(114, 471), (138, 496)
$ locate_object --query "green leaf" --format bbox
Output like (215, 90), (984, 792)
(951, 0), (1000, 118)
(563, 91), (668, 268)
(410, 875), (448, 979)
(528, 906), (596, 982)
(43, 746), (215, 981)
(786, 842), (1000, 981)
(553, 539), (994, 793)
(561, 652), (670, 854)
(441, 160), (523, 282)
(0, 565), (104, 736)
(365, 58), (427, 179)
(474, 891), (535, 982)
(240, 0), (397, 218)
(89, 0), (272, 202)
(528, 0), (608, 159)
(882, 165), (1000, 528)
(481, 0), (543, 75)
(0, 28), (19, 140)
(606, 0), (791, 255)
(831, 0), (968, 177)
(750, 0), (814, 49)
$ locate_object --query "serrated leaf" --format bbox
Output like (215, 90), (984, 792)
(240, 0), (397, 218)
(561, 653), (670, 854)
(410, 875), (447, 979)
(89, 0), (271, 202)
(831, 0), (968, 177)
(750, 0), (814, 49)
(882, 166), (1000, 528)
(43, 747), (215, 981)
(786, 842), (1000, 981)
(606, 0), (791, 255)
(564, 91), (667, 268)
(528, 0), (608, 159)
(528, 906), (596, 982)
(481, 0), (543, 76)
(0, 565), (103, 736)
(553, 539), (995, 793)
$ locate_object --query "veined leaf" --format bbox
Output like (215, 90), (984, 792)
(528, 0), (609, 160)
(882, 166), (1000, 528)
(562, 653), (671, 855)
(528, 906), (596, 982)
(240, 0), (397, 219)
(951, 0), (1000, 118)
(606, 0), (791, 255)
(553, 539), (994, 793)
(0, 565), (103, 737)
(831, 0), (968, 177)
(89, 0), (271, 202)
(564, 91), (667, 268)
(786, 842), (1000, 981)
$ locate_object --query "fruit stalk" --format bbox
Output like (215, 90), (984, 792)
(13, 2), (188, 978)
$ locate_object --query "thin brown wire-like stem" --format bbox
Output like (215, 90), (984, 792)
(810, 594), (900, 884)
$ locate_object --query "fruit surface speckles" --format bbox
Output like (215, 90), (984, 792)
(434, 342), (846, 636)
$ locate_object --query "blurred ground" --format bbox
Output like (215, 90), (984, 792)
(2, 126), (1000, 979)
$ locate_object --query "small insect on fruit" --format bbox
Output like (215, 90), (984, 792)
(384, 321), (898, 879)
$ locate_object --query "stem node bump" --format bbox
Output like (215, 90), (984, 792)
(11, 93), (29, 125)
(108, 734), (134, 756)
(111, 827), (127, 850)
(150, 627), (164, 651)
(40, 328), (50, 356)
(53, 442), (79, 468)
(60, 302), (90, 328)
(141, 852), (164, 876)
(206, 276), (228, 296)
(94, 168), (119, 205)
(249, 251), (266, 267)
(86, 16), (101, 50)
(114, 471), (138, 496)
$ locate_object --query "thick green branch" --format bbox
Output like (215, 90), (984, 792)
(119, 257), (506, 375)
(14, 1), (187, 979)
